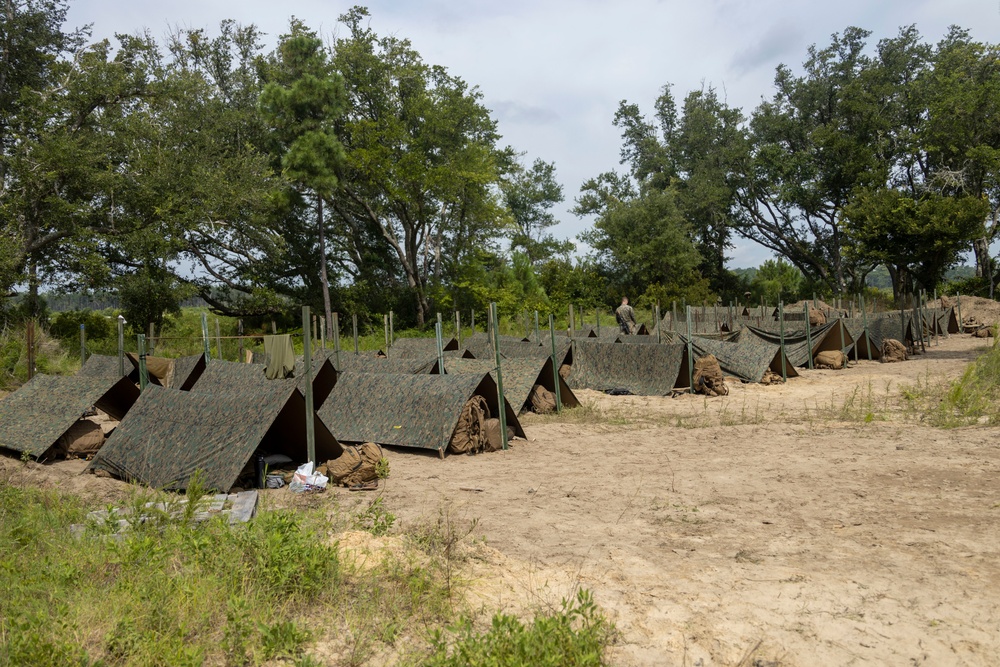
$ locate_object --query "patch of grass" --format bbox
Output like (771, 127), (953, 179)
(812, 379), (895, 424)
(0, 481), (614, 666)
(902, 342), (1000, 427)
(423, 589), (614, 667)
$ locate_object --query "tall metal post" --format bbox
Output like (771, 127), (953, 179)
(26, 320), (35, 381)
(861, 295), (871, 361)
(215, 318), (222, 362)
(549, 314), (562, 412)
(471, 309), (475, 335)
(238, 319), (245, 361)
(200, 313), (211, 363)
(319, 317), (325, 353)
(803, 302), (814, 369)
(957, 293), (963, 333)
(389, 310), (394, 348)
(302, 306), (316, 465)
(435, 320), (446, 375)
(352, 314), (359, 355)
(136, 334), (149, 391)
(596, 307), (600, 335)
(118, 316), (126, 375)
(333, 313), (341, 370)
(491, 302), (509, 451)
(654, 304), (661, 344)
(534, 310), (540, 345)
(80, 324), (86, 367)
(685, 306), (695, 394)
(455, 310), (462, 348)
(384, 314), (390, 355)
(148, 322), (155, 356)
(569, 304), (575, 333)
(778, 301), (787, 382)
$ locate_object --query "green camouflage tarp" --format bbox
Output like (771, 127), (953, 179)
(567, 339), (686, 395)
(317, 371), (525, 454)
(428, 357), (580, 414)
(866, 312), (914, 350)
(462, 334), (573, 367)
(90, 384), (340, 491)
(745, 320), (854, 367)
(172, 354), (207, 390)
(78, 354), (138, 383)
(681, 330), (799, 383)
(191, 358), (338, 406)
(0, 374), (139, 460)
(333, 354), (433, 374)
(389, 337), (460, 359)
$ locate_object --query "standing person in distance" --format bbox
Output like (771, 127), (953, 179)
(616, 296), (637, 335)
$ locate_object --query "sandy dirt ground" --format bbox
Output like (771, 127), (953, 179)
(3, 334), (999, 666)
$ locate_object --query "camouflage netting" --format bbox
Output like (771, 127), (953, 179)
(317, 371), (524, 455)
(693, 355), (727, 396)
(881, 339), (908, 363)
(0, 375), (139, 460)
(91, 384), (340, 491)
(389, 337), (460, 359)
(867, 312), (914, 351)
(568, 339), (686, 395)
(428, 357), (580, 414)
(684, 330), (798, 384)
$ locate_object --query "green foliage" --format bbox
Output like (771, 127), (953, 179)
(48, 310), (114, 342)
(751, 258), (803, 304)
(353, 497), (396, 537)
(903, 338), (1000, 427)
(425, 589), (614, 667)
(501, 158), (572, 264)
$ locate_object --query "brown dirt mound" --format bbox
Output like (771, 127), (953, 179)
(929, 295), (1000, 328)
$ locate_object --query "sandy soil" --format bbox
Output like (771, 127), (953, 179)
(377, 334), (1000, 666)
(3, 334), (999, 666)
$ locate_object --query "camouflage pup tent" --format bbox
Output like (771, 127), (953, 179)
(746, 320), (854, 368)
(682, 330), (799, 383)
(567, 340), (687, 395)
(332, 354), (434, 375)
(318, 371), (524, 456)
(428, 357), (580, 414)
(91, 384), (341, 491)
(462, 334), (573, 367)
(0, 374), (139, 460)
(79, 352), (206, 390)
(192, 358), (339, 407)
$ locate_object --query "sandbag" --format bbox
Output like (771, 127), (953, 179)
(693, 354), (728, 396)
(814, 350), (847, 370)
(483, 418), (515, 452)
(809, 308), (827, 326)
(449, 395), (489, 454)
(529, 384), (557, 413)
(760, 369), (783, 385)
(881, 339), (908, 363)
(558, 364), (571, 380)
(57, 419), (105, 458)
(974, 326), (993, 338)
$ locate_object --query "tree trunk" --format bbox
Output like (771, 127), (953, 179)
(887, 264), (911, 308)
(317, 197), (333, 333)
(973, 237), (991, 278)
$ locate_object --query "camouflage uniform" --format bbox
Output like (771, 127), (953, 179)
(615, 302), (637, 335)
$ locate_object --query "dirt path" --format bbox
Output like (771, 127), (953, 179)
(378, 334), (1000, 666)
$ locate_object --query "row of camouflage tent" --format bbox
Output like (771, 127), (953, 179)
(0, 336), (582, 492)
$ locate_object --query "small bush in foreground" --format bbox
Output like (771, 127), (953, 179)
(424, 589), (614, 667)
(902, 340), (1000, 427)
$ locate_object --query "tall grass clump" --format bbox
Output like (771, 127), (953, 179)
(424, 589), (614, 667)
(903, 341), (1000, 427)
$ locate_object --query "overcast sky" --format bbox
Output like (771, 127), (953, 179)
(68, 0), (1000, 268)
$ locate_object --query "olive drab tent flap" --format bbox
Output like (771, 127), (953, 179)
(317, 371), (524, 454)
(0, 374), (139, 460)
